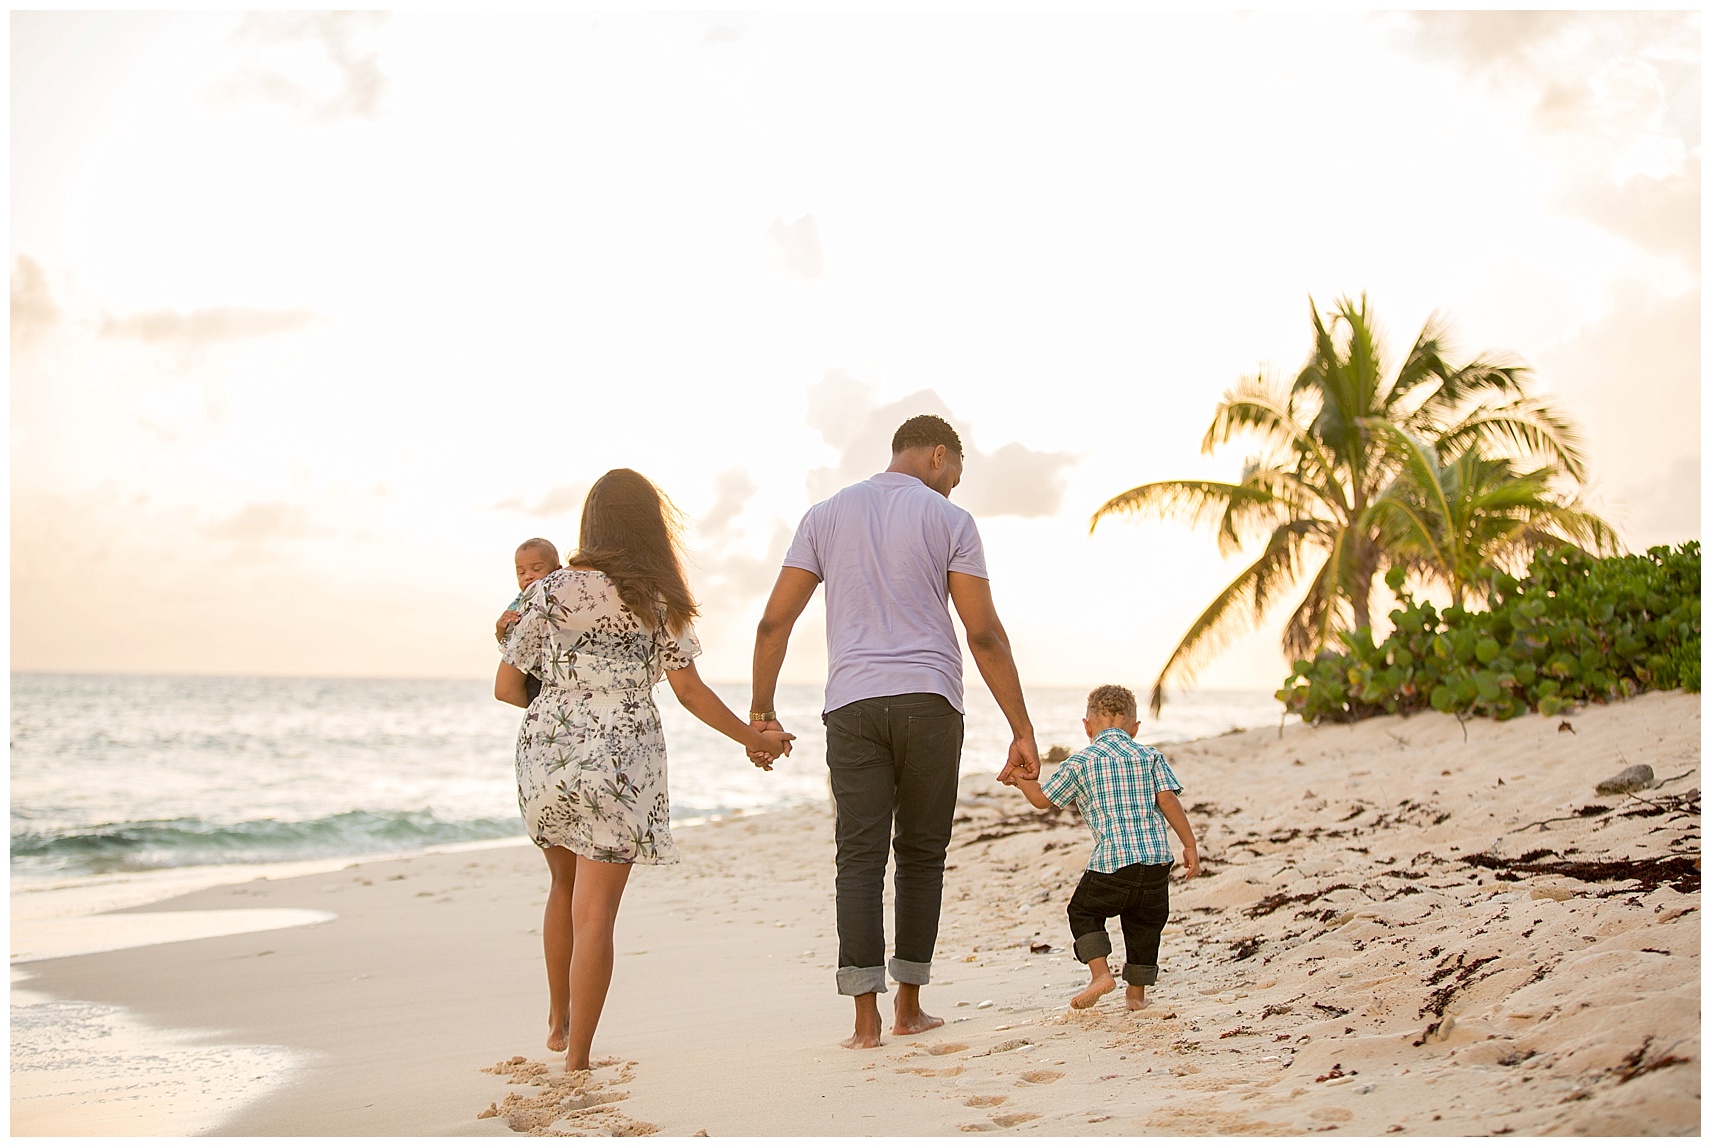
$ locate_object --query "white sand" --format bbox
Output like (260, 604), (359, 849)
(11, 690), (1699, 1135)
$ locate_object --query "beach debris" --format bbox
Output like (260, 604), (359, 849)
(1612, 1037), (1692, 1083)
(1462, 848), (1699, 894)
(1310, 1002), (1351, 1018)
(1228, 935), (1263, 960)
(1313, 1063), (1357, 1083)
(976, 1000), (994, 1009)
(1558, 720), (1576, 734)
(1596, 764), (1654, 795)
(1414, 1014), (1456, 1046)
(1028, 940), (1053, 953)
(972, 1038), (1034, 1057)
(1043, 745), (1072, 764)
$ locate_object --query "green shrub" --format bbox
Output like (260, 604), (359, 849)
(1277, 542), (1701, 723)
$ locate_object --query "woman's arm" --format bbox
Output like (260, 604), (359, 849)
(666, 661), (794, 767)
(495, 661), (530, 708)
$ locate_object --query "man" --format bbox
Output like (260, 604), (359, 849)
(749, 414), (1041, 1049)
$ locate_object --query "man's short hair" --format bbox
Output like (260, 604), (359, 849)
(1086, 684), (1137, 722)
(891, 414), (963, 457)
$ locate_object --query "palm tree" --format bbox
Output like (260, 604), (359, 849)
(1373, 436), (1617, 607)
(1092, 295), (1606, 714)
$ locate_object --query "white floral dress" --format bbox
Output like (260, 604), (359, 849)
(500, 568), (699, 864)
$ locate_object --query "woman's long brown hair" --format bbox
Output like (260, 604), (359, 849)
(569, 469), (699, 636)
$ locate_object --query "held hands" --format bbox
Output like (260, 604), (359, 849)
(494, 610), (521, 643)
(995, 734), (1042, 786)
(747, 719), (794, 772)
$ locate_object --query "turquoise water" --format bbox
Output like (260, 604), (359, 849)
(10, 672), (1287, 880)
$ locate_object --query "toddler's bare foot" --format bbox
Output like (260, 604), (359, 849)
(546, 1016), (568, 1053)
(1071, 972), (1118, 1009)
(1125, 985), (1146, 1011)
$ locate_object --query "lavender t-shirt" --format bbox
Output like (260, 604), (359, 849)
(783, 472), (988, 714)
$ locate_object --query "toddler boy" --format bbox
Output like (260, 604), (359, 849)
(494, 538), (561, 703)
(1008, 684), (1200, 1010)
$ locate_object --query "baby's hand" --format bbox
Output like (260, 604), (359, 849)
(494, 610), (521, 642)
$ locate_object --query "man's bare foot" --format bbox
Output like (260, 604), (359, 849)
(547, 1016), (569, 1053)
(892, 983), (943, 1035)
(1125, 985), (1146, 1011)
(1071, 972), (1117, 1009)
(842, 993), (884, 1049)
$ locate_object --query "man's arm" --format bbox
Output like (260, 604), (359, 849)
(947, 571), (1040, 784)
(749, 566), (821, 740)
(1155, 789), (1201, 879)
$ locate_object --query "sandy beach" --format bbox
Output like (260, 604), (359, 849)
(11, 689), (1699, 1136)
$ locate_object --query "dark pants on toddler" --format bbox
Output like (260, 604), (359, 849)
(1067, 862), (1171, 986)
(823, 692), (965, 997)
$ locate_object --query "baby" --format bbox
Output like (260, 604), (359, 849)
(495, 538), (561, 703)
(1007, 684), (1200, 1011)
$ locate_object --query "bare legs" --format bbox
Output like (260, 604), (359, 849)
(540, 847), (633, 1069)
(842, 985), (943, 1049)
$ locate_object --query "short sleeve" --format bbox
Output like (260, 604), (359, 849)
(947, 509), (987, 579)
(1040, 754), (1083, 808)
(659, 622), (701, 672)
(501, 581), (549, 674)
(1151, 749), (1183, 795)
(781, 506), (822, 579)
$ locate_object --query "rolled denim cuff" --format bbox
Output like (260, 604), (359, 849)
(1123, 962), (1158, 987)
(1073, 931), (1112, 964)
(888, 957), (931, 987)
(837, 966), (888, 996)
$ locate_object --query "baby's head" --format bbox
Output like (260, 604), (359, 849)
(514, 538), (561, 591)
(1083, 684), (1140, 739)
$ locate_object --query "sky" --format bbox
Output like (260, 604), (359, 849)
(10, 11), (1700, 697)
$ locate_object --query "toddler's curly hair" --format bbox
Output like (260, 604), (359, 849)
(1086, 684), (1137, 722)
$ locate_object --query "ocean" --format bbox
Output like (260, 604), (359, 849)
(11, 672), (1291, 886)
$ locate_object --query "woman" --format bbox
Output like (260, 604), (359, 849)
(495, 468), (793, 1069)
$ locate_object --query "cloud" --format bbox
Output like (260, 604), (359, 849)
(202, 501), (316, 544)
(218, 11), (388, 123)
(1400, 12), (1699, 265)
(492, 483), (588, 522)
(11, 256), (58, 352)
(767, 214), (825, 281)
(100, 306), (319, 348)
(1615, 454), (1699, 547)
(1568, 163), (1700, 265)
(698, 469), (758, 542)
(804, 370), (1077, 518)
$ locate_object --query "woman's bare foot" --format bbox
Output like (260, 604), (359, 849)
(547, 1016), (569, 1053)
(1125, 985), (1146, 1011)
(843, 993), (884, 1049)
(1071, 972), (1118, 1009)
(893, 984), (943, 1035)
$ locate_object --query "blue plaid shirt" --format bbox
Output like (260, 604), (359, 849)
(1040, 728), (1183, 872)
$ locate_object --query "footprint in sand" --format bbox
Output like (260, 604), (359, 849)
(896, 1065), (963, 1078)
(993, 1112), (1040, 1127)
(926, 1042), (969, 1056)
(963, 1095), (1008, 1108)
(1018, 1069), (1064, 1084)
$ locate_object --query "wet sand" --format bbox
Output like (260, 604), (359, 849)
(11, 689), (1699, 1135)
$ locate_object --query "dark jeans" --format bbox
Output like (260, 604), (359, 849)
(1067, 862), (1171, 986)
(823, 693), (964, 997)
